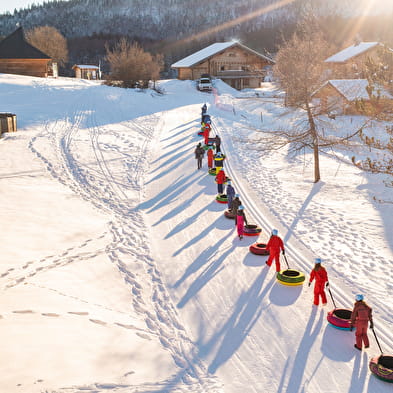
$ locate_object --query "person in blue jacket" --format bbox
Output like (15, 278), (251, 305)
(226, 180), (235, 210)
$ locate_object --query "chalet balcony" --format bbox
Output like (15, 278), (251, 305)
(215, 69), (265, 79)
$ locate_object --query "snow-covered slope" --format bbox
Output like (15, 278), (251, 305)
(0, 74), (391, 393)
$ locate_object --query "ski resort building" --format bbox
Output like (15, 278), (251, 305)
(171, 41), (274, 90)
(0, 27), (51, 78)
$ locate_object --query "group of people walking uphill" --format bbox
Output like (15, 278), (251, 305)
(194, 103), (374, 352)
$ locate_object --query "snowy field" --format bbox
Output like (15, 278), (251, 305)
(0, 74), (392, 393)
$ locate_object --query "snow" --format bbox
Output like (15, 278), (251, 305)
(73, 65), (100, 69)
(0, 73), (392, 393)
(171, 42), (237, 68)
(171, 41), (273, 69)
(322, 79), (370, 101)
(325, 42), (380, 63)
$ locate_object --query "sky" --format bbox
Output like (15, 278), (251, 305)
(0, 0), (68, 14)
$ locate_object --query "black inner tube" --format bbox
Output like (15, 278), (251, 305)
(283, 269), (300, 277)
(256, 244), (267, 248)
(219, 194), (227, 198)
(379, 355), (393, 369)
(245, 224), (257, 229)
(333, 309), (352, 320)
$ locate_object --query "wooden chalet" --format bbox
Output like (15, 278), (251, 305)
(171, 41), (274, 90)
(324, 42), (393, 79)
(72, 64), (100, 80)
(312, 79), (393, 115)
(0, 27), (51, 78)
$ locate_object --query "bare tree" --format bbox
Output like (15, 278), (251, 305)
(26, 26), (69, 67)
(105, 38), (163, 88)
(271, 16), (339, 183)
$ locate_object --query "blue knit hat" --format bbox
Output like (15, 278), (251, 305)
(238, 205), (244, 210)
(314, 258), (322, 264)
(356, 294), (364, 301)
(235, 194), (240, 198)
(272, 229), (278, 236)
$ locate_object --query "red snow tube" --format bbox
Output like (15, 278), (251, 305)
(249, 243), (269, 255)
(327, 309), (352, 330)
(198, 131), (204, 136)
(224, 210), (235, 219)
(369, 355), (393, 383)
(243, 224), (262, 236)
(216, 194), (228, 204)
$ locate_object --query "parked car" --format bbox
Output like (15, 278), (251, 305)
(197, 74), (213, 92)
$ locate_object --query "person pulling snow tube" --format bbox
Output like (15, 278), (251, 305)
(276, 269), (305, 286)
(216, 194), (228, 204)
(215, 176), (230, 184)
(327, 309), (352, 330)
(243, 224), (262, 236)
(249, 242), (269, 256)
(224, 210), (236, 219)
(369, 355), (393, 383)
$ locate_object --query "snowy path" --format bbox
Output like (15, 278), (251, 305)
(0, 75), (391, 392)
(143, 103), (392, 393)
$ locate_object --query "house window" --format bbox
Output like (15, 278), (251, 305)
(228, 53), (236, 57)
(221, 66), (225, 71)
(244, 79), (249, 86)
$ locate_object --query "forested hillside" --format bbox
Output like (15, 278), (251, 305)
(0, 0), (392, 75)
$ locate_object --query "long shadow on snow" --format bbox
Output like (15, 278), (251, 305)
(202, 269), (275, 374)
(276, 307), (324, 393)
(173, 215), (224, 257)
(141, 174), (199, 214)
(145, 153), (198, 185)
(321, 324), (355, 362)
(149, 146), (191, 174)
(159, 119), (199, 142)
(154, 190), (202, 227)
(177, 231), (235, 308)
(348, 351), (369, 393)
(269, 281), (302, 306)
(283, 181), (324, 245)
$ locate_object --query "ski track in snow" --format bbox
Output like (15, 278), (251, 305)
(211, 97), (393, 353)
(1, 77), (392, 393)
(19, 82), (222, 393)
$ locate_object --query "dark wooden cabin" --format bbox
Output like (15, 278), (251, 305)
(0, 27), (51, 77)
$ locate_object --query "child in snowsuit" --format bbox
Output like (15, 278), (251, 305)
(194, 143), (205, 170)
(350, 294), (373, 350)
(203, 123), (211, 145)
(215, 134), (222, 153)
(226, 181), (235, 210)
(230, 194), (242, 223)
(308, 258), (329, 306)
(215, 168), (226, 194)
(207, 147), (214, 169)
(214, 152), (224, 174)
(236, 206), (248, 240)
(266, 229), (285, 272)
(201, 103), (207, 118)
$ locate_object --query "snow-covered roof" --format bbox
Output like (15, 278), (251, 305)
(73, 64), (99, 69)
(171, 42), (273, 68)
(325, 42), (379, 63)
(315, 79), (393, 101)
(329, 79), (369, 101)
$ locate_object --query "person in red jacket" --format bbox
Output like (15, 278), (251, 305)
(308, 258), (329, 306)
(266, 229), (285, 272)
(215, 168), (226, 194)
(207, 146), (214, 169)
(350, 294), (373, 350)
(203, 122), (211, 145)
